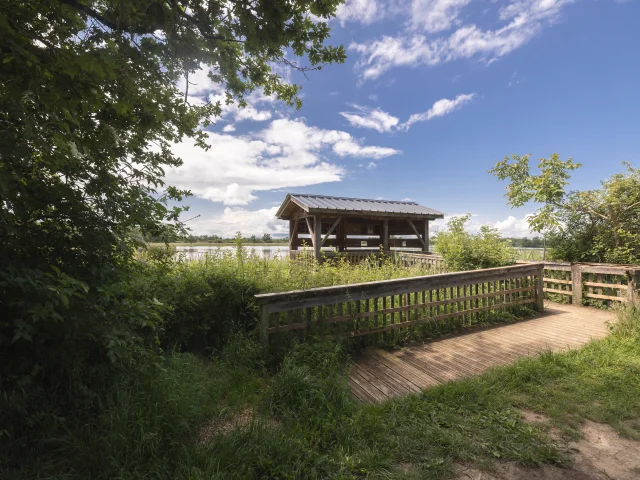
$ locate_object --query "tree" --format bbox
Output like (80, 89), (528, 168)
(434, 215), (515, 271)
(0, 0), (345, 434)
(261, 233), (272, 243)
(490, 155), (640, 263)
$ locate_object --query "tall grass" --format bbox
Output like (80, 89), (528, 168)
(141, 246), (442, 355)
(10, 301), (640, 479)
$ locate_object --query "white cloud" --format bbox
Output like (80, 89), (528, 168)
(178, 66), (276, 122)
(189, 206), (288, 237)
(366, 162), (377, 169)
(165, 118), (400, 205)
(492, 214), (536, 237)
(430, 213), (537, 237)
(402, 93), (475, 129)
(339, 105), (400, 133)
(409, 0), (471, 33)
(335, 0), (385, 25)
(339, 94), (474, 133)
(222, 124), (236, 132)
(351, 0), (575, 80)
(368, 94), (378, 101)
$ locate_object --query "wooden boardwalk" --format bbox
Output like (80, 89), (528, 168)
(349, 302), (616, 403)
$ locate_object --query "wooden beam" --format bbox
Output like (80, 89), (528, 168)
(406, 219), (425, 248)
(306, 207), (444, 220)
(321, 216), (342, 247)
(423, 220), (429, 253)
(628, 271), (639, 306)
(571, 264), (582, 306)
(314, 215), (322, 260)
(305, 217), (315, 247)
(289, 218), (299, 250)
(383, 219), (389, 252)
(338, 217), (346, 252)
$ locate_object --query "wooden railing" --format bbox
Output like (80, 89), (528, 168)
(521, 261), (640, 306)
(255, 263), (544, 348)
(290, 249), (446, 271)
(393, 252), (446, 272)
(290, 249), (379, 265)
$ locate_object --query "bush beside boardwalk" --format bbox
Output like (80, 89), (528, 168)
(4, 241), (638, 479)
(8, 296), (640, 478)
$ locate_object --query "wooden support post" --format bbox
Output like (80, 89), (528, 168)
(314, 215), (322, 261)
(289, 218), (299, 251)
(571, 263), (582, 306)
(423, 220), (429, 253)
(406, 219), (426, 249)
(536, 264), (544, 311)
(260, 305), (269, 349)
(305, 216), (314, 247)
(627, 270), (639, 306)
(383, 219), (389, 253)
(321, 216), (342, 247)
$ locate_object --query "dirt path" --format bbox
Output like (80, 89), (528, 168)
(456, 413), (640, 480)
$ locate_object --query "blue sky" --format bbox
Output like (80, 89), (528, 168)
(168, 0), (640, 238)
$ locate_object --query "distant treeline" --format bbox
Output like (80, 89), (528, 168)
(145, 233), (543, 247)
(503, 237), (544, 248)
(145, 233), (289, 244)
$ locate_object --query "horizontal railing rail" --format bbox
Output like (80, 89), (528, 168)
(393, 251), (446, 272)
(517, 261), (640, 306)
(256, 263), (544, 348)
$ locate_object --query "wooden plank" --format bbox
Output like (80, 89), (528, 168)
(340, 298), (536, 338)
(543, 264), (572, 272)
(584, 281), (627, 289)
(349, 369), (388, 402)
(348, 376), (376, 403)
(585, 293), (625, 301)
(260, 306), (269, 347)
(543, 287), (573, 295)
(349, 362), (399, 398)
(544, 277), (572, 285)
(581, 265), (634, 275)
(352, 356), (421, 395)
(256, 263), (542, 310)
(366, 349), (441, 388)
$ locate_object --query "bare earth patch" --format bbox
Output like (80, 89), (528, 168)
(198, 407), (280, 443)
(455, 413), (640, 480)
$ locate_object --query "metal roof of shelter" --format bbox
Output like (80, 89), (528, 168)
(276, 193), (445, 219)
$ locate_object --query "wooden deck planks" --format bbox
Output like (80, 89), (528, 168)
(350, 302), (615, 402)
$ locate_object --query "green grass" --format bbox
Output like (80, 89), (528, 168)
(513, 248), (546, 261)
(13, 308), (640, 479)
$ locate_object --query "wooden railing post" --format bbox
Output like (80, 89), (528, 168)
(260, 304), (269, 349)
(571, 263), (583, 306)
(627, 270), (639, 307)
(536, 263), (544, 311)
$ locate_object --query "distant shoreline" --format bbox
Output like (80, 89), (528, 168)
(148, 242), (289, 247)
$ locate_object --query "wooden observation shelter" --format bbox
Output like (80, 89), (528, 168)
(276, 194), (445, 262)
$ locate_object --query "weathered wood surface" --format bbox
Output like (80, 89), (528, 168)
(256, 264), (543, 347)
(349, 302), (615, 403)
(520, 261), (640, 306)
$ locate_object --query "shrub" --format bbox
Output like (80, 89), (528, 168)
(140, 244), (440, 355)
(434, 214), (515, 271)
